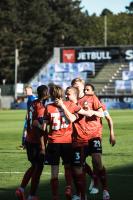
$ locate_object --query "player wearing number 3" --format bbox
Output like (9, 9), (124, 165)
(43, 84), (95, 200)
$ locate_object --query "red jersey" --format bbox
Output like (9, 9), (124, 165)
(44, 101), (81, 143)
(26, 99), (46, 144)
(73, 94), (102, 146)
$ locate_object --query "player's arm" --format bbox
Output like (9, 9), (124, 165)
(40, 135), (45, 154)
(33, 118), (48, 153)
(91, 95), (104, 117)
(33, 119), (47, 131)
(61, 105), (96, 120)
(81, 103), (104, 118)
(77, 108), (95, 117)
(55, 98), (77, 122)
(56, 98), (102, 119)
(105, 111), (116, 146)
(92, 107), (104, 118)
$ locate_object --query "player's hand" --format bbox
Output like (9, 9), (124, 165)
(83, 101), (90, 111)
(110, 134), (116, 146)
(55, 98), (64, 107)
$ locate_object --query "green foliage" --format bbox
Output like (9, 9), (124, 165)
(125, 1), (133, 14)
(107, 13), (133, 45)
(101, 8), (113, 16)
(0, 0), (133, 84)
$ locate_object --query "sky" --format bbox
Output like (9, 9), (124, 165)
(81, 0), (131, 15)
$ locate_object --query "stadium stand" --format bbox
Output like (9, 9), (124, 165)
(28, 47), (133, 97)
(90, 63), (129, 95)
(1, 46), (133, 109)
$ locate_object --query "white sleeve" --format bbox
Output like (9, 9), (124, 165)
(103, 110), (109, 117)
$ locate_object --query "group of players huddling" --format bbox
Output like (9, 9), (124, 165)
(16, 77), (116, 200)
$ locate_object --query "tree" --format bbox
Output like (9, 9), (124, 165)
(101, 8), (113, 16)
(125, 1), (133, 14)
(0, 0), (88, 83)
(0, 0), (16, 83)
(0, 0), (133, 84)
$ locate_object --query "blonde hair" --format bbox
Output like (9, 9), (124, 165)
(71, 77), (85, 86)
(65, 86), (79, 98)
(24, 85), (32, 90)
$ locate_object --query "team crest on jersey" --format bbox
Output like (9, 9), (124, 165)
(83, 101), (91, 110)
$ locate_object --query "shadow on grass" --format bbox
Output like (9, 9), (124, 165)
(0, 164), (133, 200)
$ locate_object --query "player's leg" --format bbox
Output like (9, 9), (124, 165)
(46, 143), (60, 200)
(72, 146), (87, 200)
(26, 143), (44, 200)
(16, 141), (34, 200)
(28, 161), (44, 199)
(61, 143), (73, 200)
(19, 119), (27, 149)
(92, 153), (110, 199)
(83, 161), (97, 192)
(91, 138), (110, 200)
(50, 165), (60, 200)
(88, 138), (101, 194)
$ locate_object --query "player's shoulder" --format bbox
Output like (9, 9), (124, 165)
(31, 98), (38, 104)
(92, 94), (99, 100)
(78, 94), (87, 102)
(28, 95), (37, 102)
(46, 103), (57, 111)
(81, 94), (94, 102)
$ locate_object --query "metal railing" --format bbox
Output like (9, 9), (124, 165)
(0, 85), (14, 96)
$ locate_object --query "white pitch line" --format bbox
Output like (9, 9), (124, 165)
(0, 172), (133, 177)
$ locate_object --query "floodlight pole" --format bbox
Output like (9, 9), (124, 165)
(104, 15), (107, 47)
(14, 48), (19, 100)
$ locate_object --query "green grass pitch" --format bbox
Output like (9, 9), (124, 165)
(0, 109), (133, 200)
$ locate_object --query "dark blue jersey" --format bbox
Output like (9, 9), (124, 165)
(27, 95), (37, 109)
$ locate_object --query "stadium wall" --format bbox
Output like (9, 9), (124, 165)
(0, 96), (14, 109)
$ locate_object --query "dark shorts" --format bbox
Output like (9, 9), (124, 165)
(71, 145), (90, 166)
(25, 141), (45, 166)
(88, 137), (102, 154)
(45, 143), (72, 165)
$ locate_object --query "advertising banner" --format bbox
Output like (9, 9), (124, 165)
(60, 47), (133, 63)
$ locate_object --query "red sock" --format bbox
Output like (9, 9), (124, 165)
(21, 166), (34, 188)
(30, 165), (44, 195)
(98, 166), (108, 191)
(50, 178), (59, 200)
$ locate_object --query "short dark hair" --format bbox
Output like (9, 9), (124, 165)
(37, 85), (48, 99)
(85, 83), (95, 91)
